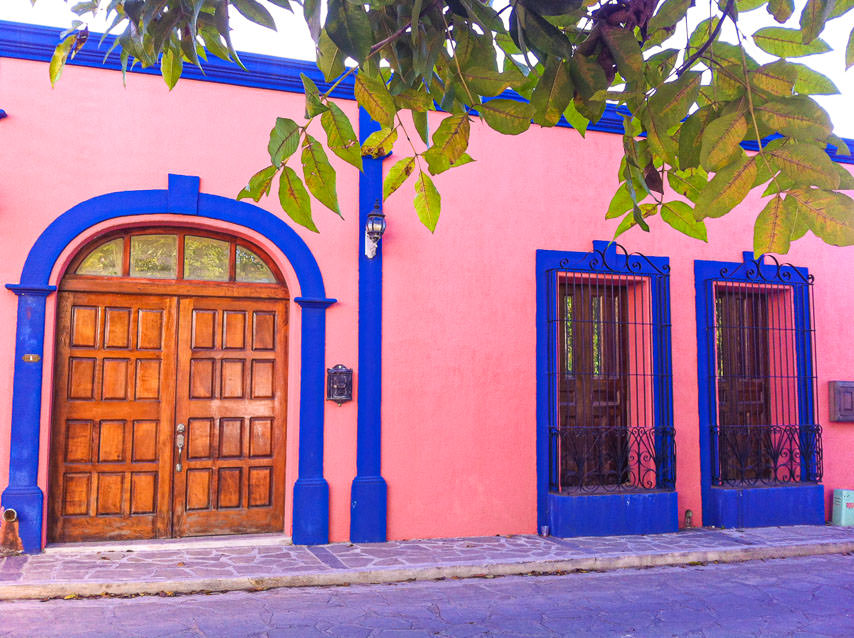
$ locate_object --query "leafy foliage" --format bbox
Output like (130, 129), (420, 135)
(44, 0), (854, 252)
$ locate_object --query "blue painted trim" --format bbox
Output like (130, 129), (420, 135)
(2, 174), (335, 550)
(548, 491), (678, 536)
(694, 253), (822, 528)
(0, 20), (355, 101)
(535, 242), (677, 536)
(0, 109), (7, 120)
(350, 107), (388, 543)
(706, 485), (825, 528)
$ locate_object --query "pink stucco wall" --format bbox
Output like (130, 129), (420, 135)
(2, 50), (854, 544)
(0, 57), (360, 542)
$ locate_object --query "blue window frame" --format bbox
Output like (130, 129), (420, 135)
(536, 242), (677, 537)
(695, 252), (824, 528)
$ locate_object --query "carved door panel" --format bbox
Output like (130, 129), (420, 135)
(171, 297), (287, 537)
(48, 292), (177, 542)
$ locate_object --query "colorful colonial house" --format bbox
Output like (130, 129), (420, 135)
(1, 19), (853, 554)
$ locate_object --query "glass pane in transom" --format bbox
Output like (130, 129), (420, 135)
(76, 238), (123, 277)
(236, 246), (276, 283)
(130, 234), (178, 279)
(184, 235), (229, 281)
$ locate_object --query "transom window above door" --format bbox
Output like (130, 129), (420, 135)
(73, 230), (280, 284)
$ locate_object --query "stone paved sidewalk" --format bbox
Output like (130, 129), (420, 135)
(1, 524), (853, 600)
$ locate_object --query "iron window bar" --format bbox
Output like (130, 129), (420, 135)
(706, 255), (821, 487)
(546, 243), (675, 494)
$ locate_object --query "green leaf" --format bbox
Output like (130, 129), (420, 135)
(767, 0), (795, 22)
(828, 0), (854, 18)
(700, 112), (748, 172)
(644, 109), (678, 167)
(384, 157), (416, 200)
(753, 27), (831, 56)
(790, 63), (839, 94)
(413, 111), (430, 145)
(789, 189), (854, 245)
(562, 101), (588, 136)
(430, 114), (470, 164)
(828, 134), (853, 156)
(237, 165), (279, 202)
(326, 0), (371, 61)
(317, 30), (345, 82)
(615, 204), (657, 237)
(661, 201), (707, 241)
(754, 194), (796, 254)
(648, 72), (702, 129)
(668, 167), (708, 203)
(750, 60), (797, 97)
(599, 25), (643, 86)
(361, 127), (398, 158)
(755, 95), (832, 140)
(301, 134), (340, 215)
(531, 59), (574, 127)
(479, 99), (534, 135)
(301, 73), (328, 118)
(736, 0), (768, 11)
(49, 35), (75, 86)
(268, 117), (301, 167)
(847, 27), (854, 69)
(766, 142), (840, 189)
(321, 103), (363, 171)
(513, 5), (572, 59)
(232, 0), (277, 29)
(570, 54), (608, 100)
(355, 73), (396, 128)
(278, 166), (317, 232)
(833, 162), (854, 189)
(606, 183), (634, 219)
(799, 0), (833, 44)
(414, 170), (441, 232)
(678, 108), (710, 170)
(649, 0), (692, 32)
(695, 155), (758, 219)
(460, 67), (512, 97)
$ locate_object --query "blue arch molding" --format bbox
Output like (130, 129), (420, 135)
(1, 174), (336, 552)
(694, 252), (824, 529)
(535, 241), (678, 537)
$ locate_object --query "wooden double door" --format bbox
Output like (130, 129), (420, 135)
(48, 290), (288, 543)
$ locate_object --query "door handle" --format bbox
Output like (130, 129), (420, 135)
(176, 423), (185, 472)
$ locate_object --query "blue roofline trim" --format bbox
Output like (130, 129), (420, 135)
(0, 19), (355, 100)
(2, 19), (852, 163)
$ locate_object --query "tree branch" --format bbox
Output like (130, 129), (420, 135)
(675, 0), (735, 76)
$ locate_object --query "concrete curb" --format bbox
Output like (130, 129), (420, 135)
(2, 540), (853, 601)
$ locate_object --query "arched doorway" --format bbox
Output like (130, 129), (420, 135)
(48, 228), (290, 542)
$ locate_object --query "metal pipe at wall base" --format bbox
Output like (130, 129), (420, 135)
(2, 508), (16, 523)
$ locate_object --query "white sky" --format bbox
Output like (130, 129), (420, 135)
(1, 0), (853, 138)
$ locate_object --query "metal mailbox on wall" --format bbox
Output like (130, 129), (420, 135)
(829, 381), (854, 422)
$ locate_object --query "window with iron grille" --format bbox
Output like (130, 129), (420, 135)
(543, 243), (675, 494)
(702, 255), (821, 487)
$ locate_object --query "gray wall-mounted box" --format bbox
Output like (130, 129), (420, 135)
(829, 381), (854, 422)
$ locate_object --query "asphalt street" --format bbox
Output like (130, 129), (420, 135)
(1, 553), (853, 637)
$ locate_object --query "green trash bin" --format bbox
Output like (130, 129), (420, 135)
(832, 490), (854, 526)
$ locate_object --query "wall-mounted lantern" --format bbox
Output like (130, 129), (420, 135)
(364, 201), (386, 259)
(327, 364), (353, 405)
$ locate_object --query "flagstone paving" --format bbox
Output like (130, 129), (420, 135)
(2, 553), (854, 637)
(1, 524), (853, 600)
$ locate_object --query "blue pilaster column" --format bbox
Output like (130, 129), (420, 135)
(350, 107), (388, 542)
(292, 296), (336, 545)
(2, 284), (56, 553)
